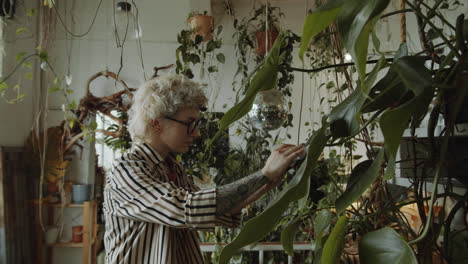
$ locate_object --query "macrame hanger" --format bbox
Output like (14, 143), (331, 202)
(399, 0), (407, 43)
(264, 0), (270, 57)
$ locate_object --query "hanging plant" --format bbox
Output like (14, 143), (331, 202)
(252, 3), (283, 56)
(175, 11), (225, 79)
(188, 11), (214, 41)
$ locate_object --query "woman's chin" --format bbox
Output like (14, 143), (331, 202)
(175, 145), (191, 154)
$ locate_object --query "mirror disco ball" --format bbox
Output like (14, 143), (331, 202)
(248, 90), (288, 131)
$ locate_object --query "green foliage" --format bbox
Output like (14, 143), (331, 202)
(300, 0), (390, 84)
(280, 217), (301, 256)
(328, 56), (386, 138)
(182, 112), (229, 183)
(299, 0), (343, 60)
(218, 126), (328, 263)
(207, 33), (285, 147)
(359, 228), (417, 264)
(335, 149), (384, 213)
(216, 1), (468, 263)
(175, 12), (224, 79)
(321, 215), (348, 264)
(103, 111), (132, 152)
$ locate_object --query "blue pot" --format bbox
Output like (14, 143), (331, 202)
(72, 184), (91, 204)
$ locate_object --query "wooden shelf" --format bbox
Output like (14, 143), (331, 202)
(35, 200), (98, 264)
(47, 243), (83, 248)
(32, 200), (91, 208)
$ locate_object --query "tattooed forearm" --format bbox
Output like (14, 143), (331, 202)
(216, 170), (270, 215)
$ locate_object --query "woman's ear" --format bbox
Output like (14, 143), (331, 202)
(151, 119), (162, 133)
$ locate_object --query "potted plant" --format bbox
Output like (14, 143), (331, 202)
(252, 4), (283, 56)
(187, 11), (214, 42)
(176, 11), (225, 79)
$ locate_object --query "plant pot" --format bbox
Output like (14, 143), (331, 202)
(188, 15), (214, 42)
(45, 226), (60, 244)
(72, 184), (91, 204)
(71, 225), (83, 243)
(255, 30), (279, 56)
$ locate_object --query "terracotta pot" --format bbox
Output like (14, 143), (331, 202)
(188, 15), (214, 42)
(256, 31), (279, 56)
(71, 225), (83, 243)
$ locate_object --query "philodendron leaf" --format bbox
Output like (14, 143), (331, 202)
(337, 0), (390, 86)
(218, 127), (329, 264)
(329, 56), (386, 137)
(299, 0), (345, 61)
(359, 227), (417, 264)
(281, 218), (301, 256)
(335, 149), (384, 213)
(362, 43), (410, 113)
(314, 210), (333, 247)
(207, 33), (285, 148)
(321, 215), (348, 264)
(380, 56), (433, 179)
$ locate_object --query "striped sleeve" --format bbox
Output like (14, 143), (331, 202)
(215, 212), (241, 227)
(185, 174), (241, 228)
(107, 158), (226, 229)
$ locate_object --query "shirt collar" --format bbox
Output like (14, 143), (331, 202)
(133, 143), (164, 167)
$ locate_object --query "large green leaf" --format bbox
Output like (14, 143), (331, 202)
(298, 0), (345, 60)
(380, 56), (433, 179)
(359, 227), (417, 264)
(280, 218), (301, 256)
(337, 0), (390, 85)
(362, 43), (410, 113)
(321, 215), (348, 264)
(207, 34), (285, 147)
(335, 149), (384, 213)
(328, 56), (386, 137)
(218, 127), (329, 264)
(314, 210), (333, 248)
(362, 73), (408, 113)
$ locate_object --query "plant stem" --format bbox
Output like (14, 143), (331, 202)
(407, 1), (461, 60)
(0, 53), (38, 84)
(289, 56), (433, 74)
(380, 9), (413, 19)
(417, 0), (456, 31)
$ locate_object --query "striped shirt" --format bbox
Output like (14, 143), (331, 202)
(103, 143), (240, 263)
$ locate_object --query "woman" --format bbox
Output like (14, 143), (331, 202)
(103, 75), (304, 263)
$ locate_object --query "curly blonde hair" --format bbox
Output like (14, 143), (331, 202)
(128, 75), (208, 143)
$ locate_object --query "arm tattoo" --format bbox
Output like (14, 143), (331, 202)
(216, 170), (270, 215)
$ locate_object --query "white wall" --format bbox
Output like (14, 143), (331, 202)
(0, 1), (39, 146)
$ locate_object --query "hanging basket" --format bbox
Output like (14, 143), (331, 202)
(255, 30), (279, 56)
(188, 15), (214, 42)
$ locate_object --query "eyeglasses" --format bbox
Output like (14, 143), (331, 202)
(165, 116), (201, 135)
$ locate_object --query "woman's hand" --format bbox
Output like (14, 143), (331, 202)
(261, 144), (305, 184)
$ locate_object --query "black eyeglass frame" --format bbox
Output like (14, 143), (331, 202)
(164, 116), (201, 135)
